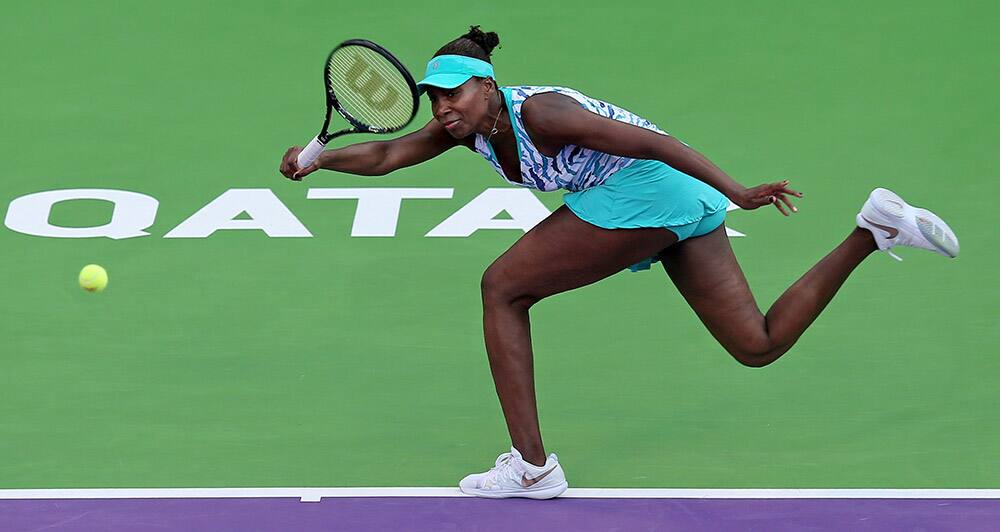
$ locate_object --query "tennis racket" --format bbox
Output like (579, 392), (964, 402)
(296, 39), (420, 169)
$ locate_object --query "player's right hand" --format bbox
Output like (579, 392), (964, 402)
(279, 146), (321, 181)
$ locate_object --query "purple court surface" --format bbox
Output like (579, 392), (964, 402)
(2, 497), (1000, 531)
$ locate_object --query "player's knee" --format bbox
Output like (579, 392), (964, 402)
(481, 265), (536, 308)
(733, 353), (773, 368)
(480, 265), (506, 299)
(727, 337), (782, 368)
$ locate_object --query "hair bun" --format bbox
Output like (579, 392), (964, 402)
(463, 25), (500, 56)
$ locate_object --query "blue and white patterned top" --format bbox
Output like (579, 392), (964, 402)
(473, 86), (668, 192)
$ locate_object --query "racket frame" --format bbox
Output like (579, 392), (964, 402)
(317, 39), (419, 142)
(297, 39), (419, 170)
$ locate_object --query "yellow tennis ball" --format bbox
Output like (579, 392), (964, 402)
(79, 264), (108, 293)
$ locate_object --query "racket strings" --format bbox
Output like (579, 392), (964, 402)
(327, 60), (402, 126)
(327, 46), (414, 130)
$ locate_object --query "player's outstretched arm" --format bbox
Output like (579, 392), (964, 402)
(522, 94), (802, 215)
(279, 118), (459, 181)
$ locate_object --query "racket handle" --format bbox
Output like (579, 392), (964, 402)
(296, 136), (327, 169)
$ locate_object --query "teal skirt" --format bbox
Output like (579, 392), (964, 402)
(563, 158), (730, 272)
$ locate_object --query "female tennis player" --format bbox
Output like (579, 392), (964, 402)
(279, 26), (959, 499)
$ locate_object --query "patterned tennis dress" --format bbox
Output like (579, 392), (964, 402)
(473, 85), (730, 271)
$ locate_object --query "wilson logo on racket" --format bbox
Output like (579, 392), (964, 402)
(343, 55), (401, 111)
(296, 39), (419, 170)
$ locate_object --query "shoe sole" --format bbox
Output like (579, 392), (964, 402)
(461, 481), (568, 499)
(869, 188), (960, 258)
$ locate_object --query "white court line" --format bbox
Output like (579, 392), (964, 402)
(1, 488), (999, 503)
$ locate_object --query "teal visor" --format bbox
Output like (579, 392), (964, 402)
(416, 54), (495, 93)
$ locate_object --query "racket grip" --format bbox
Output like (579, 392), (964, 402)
(296, 136), (327, 169)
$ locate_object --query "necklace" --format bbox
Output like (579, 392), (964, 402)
(486, 92), (505, 142)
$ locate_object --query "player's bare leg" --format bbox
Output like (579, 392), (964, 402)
(480, 206), (677, 466)
(659, 224), (877, 367)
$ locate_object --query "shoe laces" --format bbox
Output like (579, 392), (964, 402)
(482, 452), (521, 489)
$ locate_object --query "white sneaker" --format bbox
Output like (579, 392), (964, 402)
(856, 188), (960, 261)
(459, 446), (568, 499)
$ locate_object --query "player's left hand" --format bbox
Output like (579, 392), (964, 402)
(734, 180), (802, 216)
